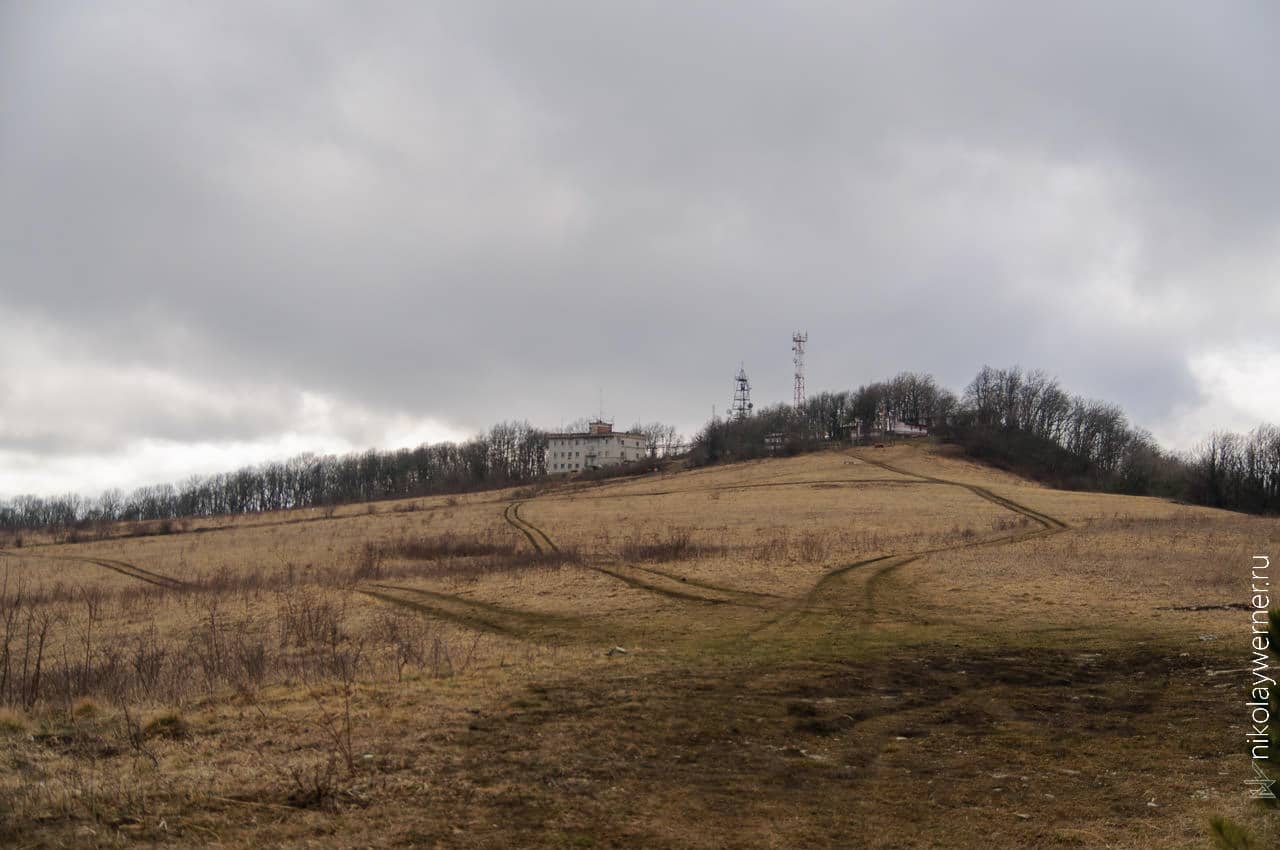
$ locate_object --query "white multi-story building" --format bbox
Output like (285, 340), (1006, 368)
(546, 421), (648, 473)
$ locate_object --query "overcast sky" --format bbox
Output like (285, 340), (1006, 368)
(2, 1), (1278, 497)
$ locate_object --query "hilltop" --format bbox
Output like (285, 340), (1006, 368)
(0, 444), (1273, 847)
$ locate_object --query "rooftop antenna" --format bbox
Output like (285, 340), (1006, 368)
(730, 363), (754, 420)
(792, 331), (808, 408)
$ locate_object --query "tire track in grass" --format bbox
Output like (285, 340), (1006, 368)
(624, 562), (787, 604)
(584, 563), (739, 607)
(0, 548), (187, 590)
(537, 477), (934, 505)
(503, 503), (547, 553)
(853, 454), (1067, 530)
(85, 557), (188, 590)
(359, 582), (584, 641)
(504, 500), (780, 610)
(355, 507), (585, 642)
(356, 506), (595, 639)
(836, 452), (1068, 623)
(847, 517), (1063, 623)
(358, 589), (518, 637)
(510, 502), (560, 553)
(752, 453), (1070, 635)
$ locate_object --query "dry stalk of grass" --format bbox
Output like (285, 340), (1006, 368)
(619, 528), (703, 561)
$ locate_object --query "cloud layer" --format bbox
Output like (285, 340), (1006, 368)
(2, 2), (1278, 495)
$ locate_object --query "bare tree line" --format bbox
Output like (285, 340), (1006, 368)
(692, 364), (1278, 514)
(1185, 425), (1280, 514)
(951, 366), (1177, 493)
(4, 364), (1276, 529)
(691, 372), (959, 464)
(0, 418), (683, 535)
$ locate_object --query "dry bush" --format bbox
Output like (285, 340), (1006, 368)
(746, 530), (831, 563)
(276, 587), (345, 649)
(0, 585), (53, 710)
(348, 534), (579, 586)
(796, 530), (829, 562)
(619, 528), (702, 561)
(362, 547), (583, 584)
(370, 607), (483, 680)
(0, 537), (511, 717)
(142, 708), (187, 740)
(511, 485), (545, 500)
(752, 533), (790, 563)
(992, 515), (1033, 532)
(353, 544), (386, 581)
(0, 742), (155, 837)
(0, 707), (27, 734)
(370, 534), (518, 563)
(286, 755), (346, 810)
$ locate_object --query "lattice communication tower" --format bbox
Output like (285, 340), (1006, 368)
(730, 365), (753, 420)
(792, 331), (808, 408)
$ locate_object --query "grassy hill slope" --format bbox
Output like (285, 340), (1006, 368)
(0, 445), (1274, 847)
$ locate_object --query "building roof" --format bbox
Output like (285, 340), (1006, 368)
(546, 419), (645, 440)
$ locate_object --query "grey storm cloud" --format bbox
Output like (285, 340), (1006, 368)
(1, 1), (1278, 493)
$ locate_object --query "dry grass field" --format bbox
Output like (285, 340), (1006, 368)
(0, 443), (1276, 848)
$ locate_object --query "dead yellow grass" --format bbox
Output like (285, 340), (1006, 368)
(0, 444), (1275, 847)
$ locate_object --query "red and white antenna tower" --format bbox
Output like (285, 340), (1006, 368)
(792, 331), (808, 408)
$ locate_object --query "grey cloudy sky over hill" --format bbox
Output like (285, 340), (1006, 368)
(2, 2), (1278, 496)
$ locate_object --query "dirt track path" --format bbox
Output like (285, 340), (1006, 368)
(536, 476), (926, 503)
(844, 451), (1067, 618)
(505, 502), (559, 553)
(749, 451), (1070, 635)
(853, 453), (1067, 529)
(504, 501), (781, 609)
(375, 452), (1072, 642)
(359, 582), (583, 641)
(0, 548), (187, 590)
